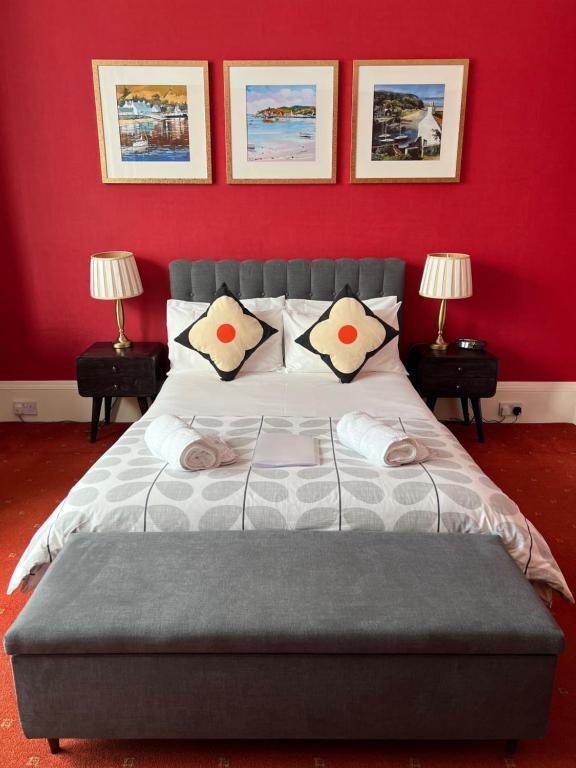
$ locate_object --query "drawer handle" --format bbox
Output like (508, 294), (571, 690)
(456, 383), (462, 391)
(112, 365), (118, 373)
(457, 366), (463, 374)
(113, 383), (119, 391)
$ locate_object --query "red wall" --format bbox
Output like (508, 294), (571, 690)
(1, 0), (575, 381)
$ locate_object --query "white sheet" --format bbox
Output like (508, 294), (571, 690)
(148, 369), (428, 419)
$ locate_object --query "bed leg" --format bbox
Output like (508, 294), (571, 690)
(47, 738), (61, 754)
(505, 739), (518, 754)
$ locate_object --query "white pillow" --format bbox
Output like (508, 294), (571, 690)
(283, 296), (407, 375)
(167, 296), (285, 374)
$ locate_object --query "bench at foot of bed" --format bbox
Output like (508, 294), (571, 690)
(4, 532), (564, 752)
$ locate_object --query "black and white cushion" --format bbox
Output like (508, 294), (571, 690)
(295, 285), (398, 383)
(174, 283), (278, 381)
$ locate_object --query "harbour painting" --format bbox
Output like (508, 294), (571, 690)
(371, 84), (445, 161)
(115, 84), (190, 162)
(245, 85), (316, 161)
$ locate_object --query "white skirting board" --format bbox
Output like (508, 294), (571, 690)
(0, 381), (142, 423)
(0, 380), (575, 424)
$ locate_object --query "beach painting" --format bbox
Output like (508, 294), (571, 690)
(225, 61), (337, 183)
(115, 84), (190, 162)
(371, 84), (444, 161)
(245, 85), (316, 161)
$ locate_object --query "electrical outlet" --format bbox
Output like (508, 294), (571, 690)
(499, 402), (522, 417)
(13, 400), (38, 416)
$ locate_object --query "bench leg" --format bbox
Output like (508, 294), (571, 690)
(505, 739), (518, 754)
(47, 738), (61, 754)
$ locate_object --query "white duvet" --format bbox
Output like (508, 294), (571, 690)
(8, 370), (573, 602)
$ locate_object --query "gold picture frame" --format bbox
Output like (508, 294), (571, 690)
(92, 60), (212, 184)
(224, 60), (338, 184)
(351, 59), (468, 183)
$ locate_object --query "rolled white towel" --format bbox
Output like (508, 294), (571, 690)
(145, 415), (235, 471)
(337, 411), (430, 467)
(208, 436), (237, 466)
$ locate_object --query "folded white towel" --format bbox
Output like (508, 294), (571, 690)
(144, 415), (236, 471)
(337, 411), (430, 467)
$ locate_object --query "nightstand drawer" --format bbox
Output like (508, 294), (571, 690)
(77, 358), (154, 379)
(76, 343), (166, 399)
(420, 359), (498, 380)
(77, 374), (155, 398)
(423, 377), (497, 398)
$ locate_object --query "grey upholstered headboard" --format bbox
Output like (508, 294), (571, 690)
(169, 258), (405, 332)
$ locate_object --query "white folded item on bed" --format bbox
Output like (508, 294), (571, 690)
(337, 411), (430, 466)
(145, 414), (236, 470)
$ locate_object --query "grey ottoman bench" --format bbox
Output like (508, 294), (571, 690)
(4, 531), (564, 755)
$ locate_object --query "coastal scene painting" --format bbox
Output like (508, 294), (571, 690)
(115, 84), (190, 162)
(245, 85), (316, 161)
(372, 84), (444, 161)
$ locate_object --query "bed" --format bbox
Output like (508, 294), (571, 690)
(8, 258), (572, 603)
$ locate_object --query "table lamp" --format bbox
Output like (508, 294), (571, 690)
(90, 251), (143, 349)
(419, 253), (472, 350)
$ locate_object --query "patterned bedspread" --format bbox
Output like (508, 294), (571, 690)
(8, 415), (573, 601)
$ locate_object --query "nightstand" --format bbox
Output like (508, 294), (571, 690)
(406, 344), (499, 443)
(77, 342), (167, 442)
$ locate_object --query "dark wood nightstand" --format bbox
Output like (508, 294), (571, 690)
(406, 344), (499, 443)
(77, 342), (167, 442)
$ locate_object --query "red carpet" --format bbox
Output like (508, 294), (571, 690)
(0, 421), (574, 767)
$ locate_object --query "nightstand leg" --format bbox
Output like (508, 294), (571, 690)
(426, 396), (437, 412)
(104, 397), (112, 424)
(471, 398), (485, 443)
(90, 397), (103, 443)
(461, 397), (470, 426)
(137, 397), (149, 416)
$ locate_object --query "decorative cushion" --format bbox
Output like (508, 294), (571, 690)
(295, 285), (399, 383)
(284, 297), (406, 375)
(174, 284), (278, 381)
(167, 296), (284, 374)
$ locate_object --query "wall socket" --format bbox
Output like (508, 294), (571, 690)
(13, 400), (38, 416)
(499, 401), (523, 417)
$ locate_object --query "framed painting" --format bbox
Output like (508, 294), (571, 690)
(92, 60), (211, 184)
(224, 61), (338, 184)
(351, 60), (468, 183)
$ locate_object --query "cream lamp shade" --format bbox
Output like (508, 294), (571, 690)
(90, 251), (143, 300)
(419, 253), (472, 350)
(419, 253), (472, 300)
(90, 251), (143, 349)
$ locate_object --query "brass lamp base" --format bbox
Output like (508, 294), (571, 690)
(113, 299), (133, 349)
(113, 334), (132, 350)
(429, 299), (449, 351)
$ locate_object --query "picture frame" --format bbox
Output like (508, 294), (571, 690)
(224, 60), (338, 184)
(351, 59), (468, 183)
(92, 60), (211, 184)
